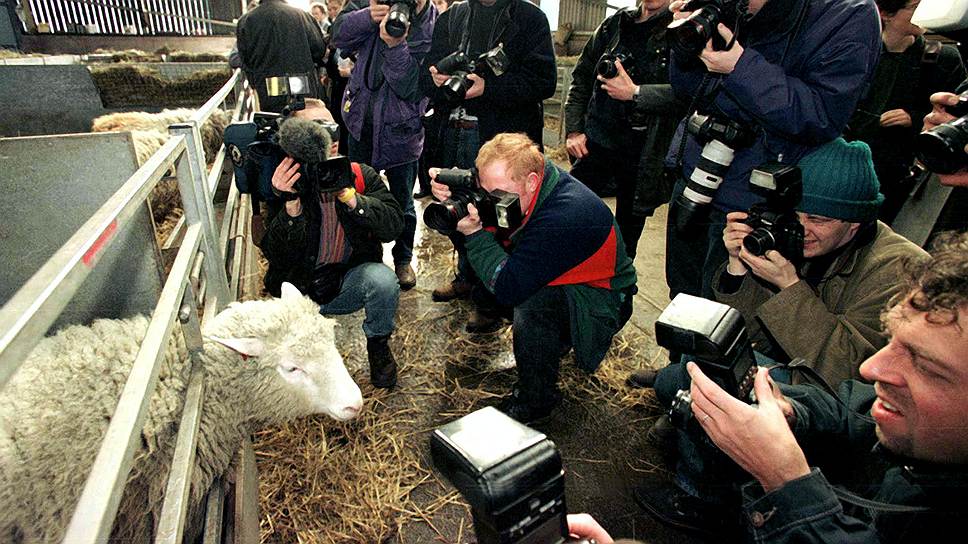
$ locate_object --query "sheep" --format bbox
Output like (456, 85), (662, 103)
(0, 282), (363, 543)
(91, 108), (230, 232)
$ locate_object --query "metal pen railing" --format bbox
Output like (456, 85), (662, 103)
(0, 68), (255, 543)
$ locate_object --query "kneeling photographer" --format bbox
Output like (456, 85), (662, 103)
(633, 138), (927, 535)
(260, 115), (405, 389)
(683, 231), (968, 542)
(429, 133), (637, 424)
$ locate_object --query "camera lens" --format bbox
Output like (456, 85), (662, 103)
(743, 229), (775, 256)
(443, 74), (473, 102)
(385, 3), (410, 38)
(423, 200), (466, 232)
(597, 58), (618, 79)
(915, 118), (968, 175)
(668, 7), (720, 56)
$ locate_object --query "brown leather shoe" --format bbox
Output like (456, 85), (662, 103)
(626, 367), (659, 389)
(366, 335), (397, 389)
(432, 279), (473, 302)
(395, 264), (416, 290)
(465, 310), (503, 334)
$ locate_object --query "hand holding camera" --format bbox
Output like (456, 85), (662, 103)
(723, 211), (799, 289)
(272, 157), (304, 217)
(686, 362), (807, 492)
(698, 23), (743, 74)
(596, 59), (637, 102)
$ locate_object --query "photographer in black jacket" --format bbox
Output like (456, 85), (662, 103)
(261, 111), (404, 389)
(564, 0), (680, 258)
(418, 0), (557, 331)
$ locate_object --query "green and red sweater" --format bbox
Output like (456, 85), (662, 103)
(465, 160), (637, 371)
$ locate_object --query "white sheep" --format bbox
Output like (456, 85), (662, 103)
(91, 107), (229, 163)
(0, 283), (363, 543)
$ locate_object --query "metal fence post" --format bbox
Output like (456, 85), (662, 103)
(169, 123), (231, 311)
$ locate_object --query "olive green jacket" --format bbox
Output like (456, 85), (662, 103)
(713, 221), (927, 385)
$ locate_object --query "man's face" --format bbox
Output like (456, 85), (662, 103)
(311, 5), (326, 21)
(796, 212), (861, 259)
(881, 1), (925, 42)
(327, 0), (340, 19)
(859, 301), (968, 463)
(477, 160), (537, 215)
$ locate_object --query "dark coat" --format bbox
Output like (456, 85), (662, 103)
(419, 0), (557, 146)
(236, 0), (327, 113)
(564, 6), (683, 214)
(738, 380), (968, 543)
(668, 0), (881, 212)
(260, 163), (403, 296)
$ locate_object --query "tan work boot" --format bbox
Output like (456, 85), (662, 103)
(432, 279), (473, 302)
(395, 264), (416, 290)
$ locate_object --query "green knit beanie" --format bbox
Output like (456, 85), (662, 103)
(797, 138), (884, 223)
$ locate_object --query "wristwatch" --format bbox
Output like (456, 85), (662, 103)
(633, 85), (641, 98)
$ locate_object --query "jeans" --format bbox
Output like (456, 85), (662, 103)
(317, 262), (399, 338)
(665, 178), (729, 300)
(569, 141), (651, 258)
(348, 134), (417, 265)
(511, 286), (572, 408)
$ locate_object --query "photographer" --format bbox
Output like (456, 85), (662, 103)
(333, 0), (437, 291)
(236, 0), (327, 113)
(663, 0), (881, 302)
(682, 230), (968, 542)
(912, 89), (968, 240)
(260, 115), (404, 389)
(632, 139), (927, 393)
(419, 0), (556, 331)
(843, 0), (965, 224)
(563, 0), (681, 258)
(431, 133), (637, 423)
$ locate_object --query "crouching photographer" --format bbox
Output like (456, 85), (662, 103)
(682, 230), (968, 542)
(631, 139), (927, 395)
(430, 133), (637, 423)
(260, 115), (405, 389)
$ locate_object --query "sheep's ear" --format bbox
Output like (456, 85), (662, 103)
(280, 282), (303, 301)
(210, 336), (265, 358)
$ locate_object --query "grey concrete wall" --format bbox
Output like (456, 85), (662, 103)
(0, 132), (164, 334)
(0, 65), (106, 137)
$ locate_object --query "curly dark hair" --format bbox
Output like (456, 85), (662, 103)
(896, 231), (968, 325)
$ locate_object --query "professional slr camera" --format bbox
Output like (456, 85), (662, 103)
(673, 111), (754, 232)
(915, 90), (968, 174)
(423, 168), (523, 234)
(431, 407), (597, 544)
(377, 0), (418, 38)
(596, 51), (633, 79)
(667, 0), (741, 56)
(742, 162), (804, 263)
(654, 294), (758, 428)
(435, 44), (510, 102)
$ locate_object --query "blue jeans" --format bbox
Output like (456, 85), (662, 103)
(440, 123), (481, 283)
(665, 178), (729, 300)
(317, 262), (399, 338)
(348, 135), (417, 265)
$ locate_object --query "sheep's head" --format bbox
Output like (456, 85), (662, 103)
(206, 283), (363, 422)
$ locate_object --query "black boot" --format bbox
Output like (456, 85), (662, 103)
(366, 335), (398, 389)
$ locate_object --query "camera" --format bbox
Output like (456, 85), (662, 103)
(293, 155), (355, 196)
(654, 294), (758, 428)
(915, 90), (968, 174)
(377, 0), (417, 38)
(596, 51), (633, 79)
(435, 44), (510, 102)
(673, 111), (754, 232)
(667, 0), (739, 56)
(742, 162), (804, 263)
(430, 407), (596, 544)
(423, 168), (523, 234)
(265, 74), (312, 115)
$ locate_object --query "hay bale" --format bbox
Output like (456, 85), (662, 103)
(89, 65), (231, 108)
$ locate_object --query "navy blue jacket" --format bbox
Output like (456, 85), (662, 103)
(668, 0), (881, 212)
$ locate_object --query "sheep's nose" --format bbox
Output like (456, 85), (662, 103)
(341, 402), (362, 419)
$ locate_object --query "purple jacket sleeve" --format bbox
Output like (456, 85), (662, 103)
(333, 8), (376, 55)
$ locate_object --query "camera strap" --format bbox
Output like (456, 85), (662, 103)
(830, 486), (930, 514)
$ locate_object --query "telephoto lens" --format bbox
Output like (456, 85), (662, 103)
(915, 116), (968, 174)
(384, 1), (412, 38)
(667, 0), (726, 55)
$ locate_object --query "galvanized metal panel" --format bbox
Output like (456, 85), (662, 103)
(0, 133), (163, 321)
(0, 65), (106, 136)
